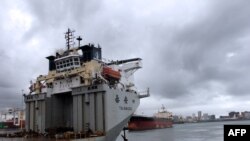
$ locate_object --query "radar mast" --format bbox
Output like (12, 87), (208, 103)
(65, 28), (75, 50)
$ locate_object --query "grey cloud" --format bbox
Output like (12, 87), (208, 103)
(23, 0), (102, 40)
(0, 87), (23, 108)
(142, 0), (250, 100)
(1, 0), (250, 115)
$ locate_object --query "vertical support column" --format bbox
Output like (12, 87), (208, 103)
(37, 101), (42, 133)
(45, 98), (52, 132)
(82, 94), (85, 132)
(77, 95), (83, 132)
(30, 102), (34, 131)
(41, 101), (46, 132)
(73, 95), (78, 132)
(25, 102), (30, 131)
(89, 93), (95, 131)
(95, 92), (104, 131)
(35, 100), (38, 132)
(84, 94), (90, 132)
(102, 92), (106, 132)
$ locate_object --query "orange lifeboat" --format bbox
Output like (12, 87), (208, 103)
(102, 66), (121, 81)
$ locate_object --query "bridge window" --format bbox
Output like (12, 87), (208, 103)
(55, 56), (81, 72)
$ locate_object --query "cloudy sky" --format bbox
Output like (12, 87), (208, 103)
(1, 0), (250, 117)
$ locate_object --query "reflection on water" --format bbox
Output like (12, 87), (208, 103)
(1, 120), (250, 141)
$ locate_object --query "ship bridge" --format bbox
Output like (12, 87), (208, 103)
(54, 54), (81, 72)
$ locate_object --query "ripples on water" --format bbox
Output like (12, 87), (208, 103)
(1, 120), (250, 141)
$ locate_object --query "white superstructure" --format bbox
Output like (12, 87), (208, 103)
(154, 105), (173, 120)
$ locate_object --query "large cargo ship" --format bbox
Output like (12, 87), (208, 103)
(23, 29), (149, 141)
(128, 106), (173, 131)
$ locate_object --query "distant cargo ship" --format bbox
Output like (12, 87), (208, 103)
(0, 108), (25, 129)
(128, 105), (173, 131)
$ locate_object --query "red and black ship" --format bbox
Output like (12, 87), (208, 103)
(128, 105), (173, 131)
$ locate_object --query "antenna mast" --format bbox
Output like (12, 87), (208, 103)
(65, 28), (75, 50)
(161, 104), (165, 111)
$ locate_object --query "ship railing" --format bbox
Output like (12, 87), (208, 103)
(138, 87), (150, 98)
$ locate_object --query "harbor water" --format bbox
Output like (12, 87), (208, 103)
(117, 120), (250, 141)
(1, 120), (249, 141)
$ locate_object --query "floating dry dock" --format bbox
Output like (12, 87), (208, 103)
(23, 29), (149, 141)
